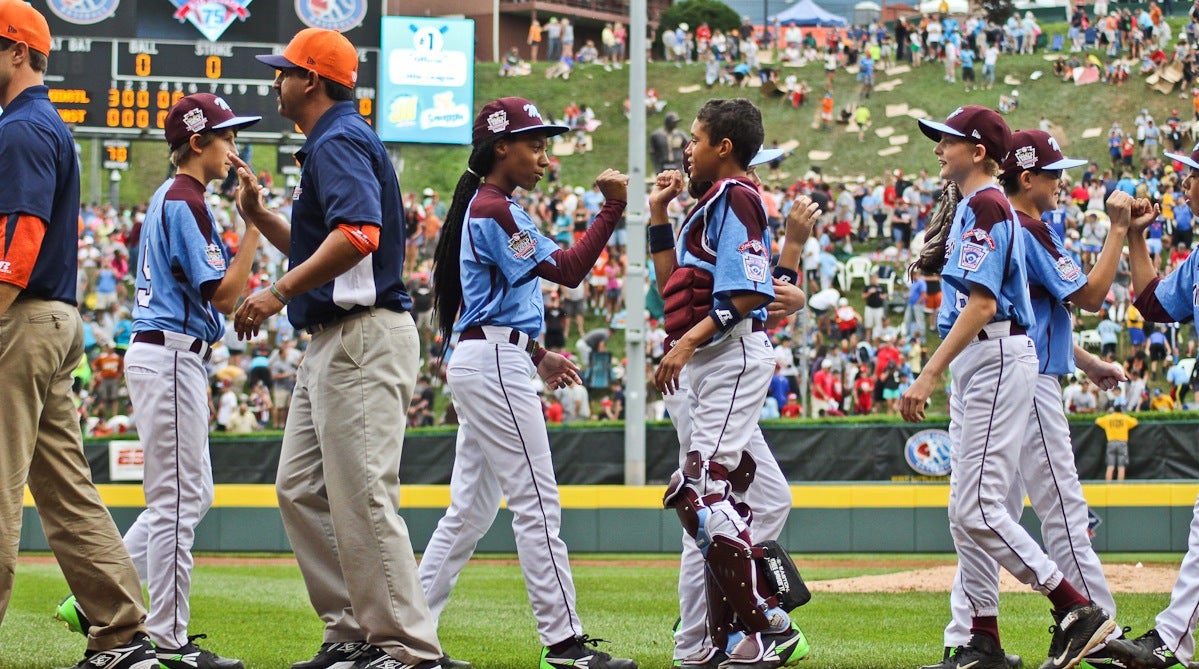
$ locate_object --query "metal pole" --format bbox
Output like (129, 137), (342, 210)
(90, 137), (101, 206)
(493, 0), (501, 62)
(623, 0), (648, 486)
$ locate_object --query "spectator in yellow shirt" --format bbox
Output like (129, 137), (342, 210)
(1150, 388), (1176, 412)
(1095, 408), (1139, 481)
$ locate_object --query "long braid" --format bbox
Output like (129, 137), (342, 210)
(911, 181), (960, 277)
(432, 141), (497, 352)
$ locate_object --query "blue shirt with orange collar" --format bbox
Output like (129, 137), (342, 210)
(0, 85), (80, 304)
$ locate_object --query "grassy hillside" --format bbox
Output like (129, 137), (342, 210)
(96, 19), (1186, 203)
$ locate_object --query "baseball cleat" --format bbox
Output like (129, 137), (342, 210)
(779, 622), (810, 665)
(351, 650), (442, 669)
(156, 634), (244, 669)
(60, 632), (158, 669)
(1077, 645), (1130, 668)
(1105, 629), (1186, 669)
(291, 641), (375, 669)
(920, 645), (1023, 669)
(674, 647), (729, 668)
(539, 635), (637, 669)
(438, 657), (473, 669)
(719, 627), (805, 669)
(1039, 604), (1117, 669)
(54, 594), (90, 636)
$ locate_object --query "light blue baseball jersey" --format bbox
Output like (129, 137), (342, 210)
(1143, 249), (1199, 325)
(676, 177), (774, 332)
(937, 185), (1036, 338)
(1019, 211), (1088, 375)
(456, 183), (557, 338)
(132, 175), (228, 343)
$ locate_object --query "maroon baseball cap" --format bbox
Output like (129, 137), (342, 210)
(164, 94), (260, 150)
(1165, 142), (1199, 171)
(1002, 129), (1087, 174)
(918, 105), (1012, 164)
(472, 97), (569, 145)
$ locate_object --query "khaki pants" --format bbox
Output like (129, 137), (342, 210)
(0, 299), (146, 650)
(276, 309), (441, 663)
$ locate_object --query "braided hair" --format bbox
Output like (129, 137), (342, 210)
(432, 140), (498, 352)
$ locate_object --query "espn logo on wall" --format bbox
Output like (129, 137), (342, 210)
(108, 442), (145, 482)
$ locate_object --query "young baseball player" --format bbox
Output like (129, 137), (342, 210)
(651, 146), (819, 668)
(903, 106), (1115, 669)
(650, 98), (804, 669)
(420, 97), (636, 669)
(921, 129), (1133, 669)
(106, 93), (259, 669)
(1104, 144), (1199, 669)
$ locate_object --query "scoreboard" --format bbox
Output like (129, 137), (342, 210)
(34, 0), (380, 137)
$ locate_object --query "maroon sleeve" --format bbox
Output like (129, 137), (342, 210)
(1133, 277), (1176, 322)
(534, 199), (627, 286)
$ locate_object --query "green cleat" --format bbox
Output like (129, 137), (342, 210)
(779, 622), (810, 665)
(54, 594), (89, 636)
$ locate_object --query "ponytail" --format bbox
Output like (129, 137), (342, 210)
(432, 141), (498, 352)
(911, 181), (960, 277)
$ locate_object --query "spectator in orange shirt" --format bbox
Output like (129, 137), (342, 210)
(90, 341), (124, 419)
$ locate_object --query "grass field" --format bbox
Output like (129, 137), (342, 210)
(1, 553), (1180, 669)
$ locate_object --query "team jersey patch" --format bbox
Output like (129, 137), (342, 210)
(962, 228), (996, 249)
(958, 241), (989, 271)
(1055, 255), (1081, 281)
(205, 243), (226, 271)
(742, 252), (769, 283)
(508, 229), (537, 260)
(738, 239), (765, 253)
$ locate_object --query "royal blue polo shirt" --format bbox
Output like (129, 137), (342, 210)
(0, 86), (80, 304)
(287, 102), (411, 330)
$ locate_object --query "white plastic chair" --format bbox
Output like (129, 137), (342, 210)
(842, 256), (874, 290)
(1078, 329), (1102, 351)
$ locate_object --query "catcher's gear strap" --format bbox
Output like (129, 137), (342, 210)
(751, 540), (811, 611)
(728, 451), (757, 494)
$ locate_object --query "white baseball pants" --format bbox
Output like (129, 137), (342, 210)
(419, 339), (583, 647)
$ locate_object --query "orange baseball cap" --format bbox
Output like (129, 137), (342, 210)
(256, 28), (357, 89)
(0, 0), (51, 57)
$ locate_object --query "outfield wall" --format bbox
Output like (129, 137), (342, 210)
(16, 422), (1199, 553)
(19, 482), (1198, 554)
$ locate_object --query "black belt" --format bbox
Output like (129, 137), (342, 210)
(459, 326), (537, 355)
(133, 330), (213, 362)
(975, 321), (1026, 341)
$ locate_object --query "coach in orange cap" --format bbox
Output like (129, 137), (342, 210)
(234, 28), (464, 669)
(0, 1), (156, 668)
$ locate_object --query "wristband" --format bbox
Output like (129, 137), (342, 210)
(530, 340), (548, 365)
(648, 224), (676, 254)
(269, 284), (290, 306)
(709, 296), (745, 334)
(772, 267), (799, 285)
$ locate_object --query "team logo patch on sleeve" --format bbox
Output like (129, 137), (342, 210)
(205, 244), (227, 271)
(958, 241), (988, 271)
(508, 229), (537, 260)
(742, 252), (769, 283)
(738, 239), (765, 253)
(1054, 255), (1081, 281)
(961, 228), (996, 249)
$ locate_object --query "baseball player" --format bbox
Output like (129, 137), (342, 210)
(420, 97), (636, 669)
(109, 93), (259, 669)
(652, 149), (819, 668)
(903, 106), (1115, 669)
(652, 98), (803, 669)
(921, 129), (1133, 669)
(1103, 144), (1199, 669)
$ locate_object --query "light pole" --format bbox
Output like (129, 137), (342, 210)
(108, 169), (122, 208)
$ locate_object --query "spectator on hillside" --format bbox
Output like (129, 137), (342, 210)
(903, 272), (926, 338)
(862, 274), (887, 341)
(528, 17), (541, 62)
(835, 297), (860, 341)
(545, 16), (562, 61)
(781, 393), (803, 418)
(500, 47), (530, 77)
(545, 53), (574, 79)
(1097, 313), (1122, 359)
(1150, 387), (1176, 412)
(1148, 325), (1172, 379)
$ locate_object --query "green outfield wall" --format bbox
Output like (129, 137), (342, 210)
(16, 421), (1199, 553)
(18, 482), (1198, 554)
